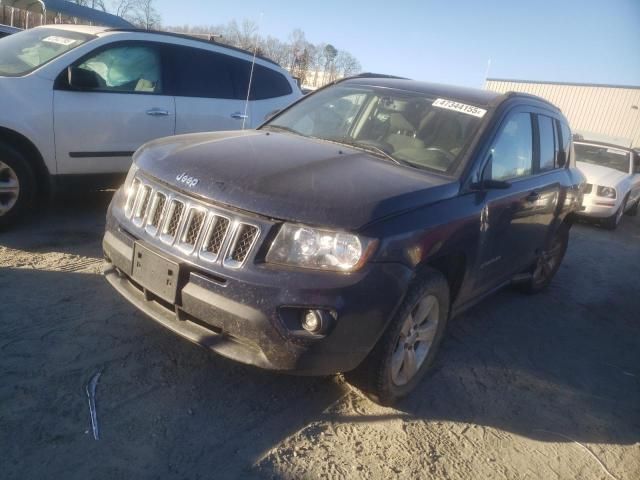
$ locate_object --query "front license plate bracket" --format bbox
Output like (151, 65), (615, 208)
(132, 243), (180, 304)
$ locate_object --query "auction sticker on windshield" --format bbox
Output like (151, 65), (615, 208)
(432, 98), (487, 118)
(42, 36), (77, 46)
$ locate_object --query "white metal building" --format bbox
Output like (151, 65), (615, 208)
(485, 78), (640, 148)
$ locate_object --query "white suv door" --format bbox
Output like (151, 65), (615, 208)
(53, 42), (175, 174)
(167, 45), (252, 133)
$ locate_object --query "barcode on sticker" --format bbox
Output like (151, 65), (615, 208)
(42, 36), (77, 46)
(432, 98), (487, 118)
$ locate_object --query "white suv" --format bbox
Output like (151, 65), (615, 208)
(0, 25), (302, 227)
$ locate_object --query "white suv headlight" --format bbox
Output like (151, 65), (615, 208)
(596, 186), (616, 199)
(266, 223), (376, 272)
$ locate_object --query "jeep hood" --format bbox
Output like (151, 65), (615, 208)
(135, 130), (458, 230)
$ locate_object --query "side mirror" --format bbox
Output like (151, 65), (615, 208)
(67, 66), (101, 90)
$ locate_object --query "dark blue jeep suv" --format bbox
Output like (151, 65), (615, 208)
(103, 76), (585, 404)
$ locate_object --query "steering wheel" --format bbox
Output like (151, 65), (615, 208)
(425, 147), (456, 163)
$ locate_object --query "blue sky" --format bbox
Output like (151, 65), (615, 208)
(155, 0), (640, 88)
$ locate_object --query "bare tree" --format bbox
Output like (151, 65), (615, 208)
(130, 0), (160, 30)
(335, 50), (361, 78)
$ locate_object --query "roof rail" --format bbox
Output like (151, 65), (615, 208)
(351, 72), (410, 80)
(103, 28), (280, 66)
(504, 90), (560, 110)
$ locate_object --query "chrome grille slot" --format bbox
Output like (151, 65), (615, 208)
(160, 199), (185, 244)
(125, 178), (141, 218)
(132, 185), (151, 227)
(224, 223), (259, 268)
(126, 175), (263, 269)
(199, 215), (230, 262)
(177, 208), (206, 253)
(145, 192), (167, 235)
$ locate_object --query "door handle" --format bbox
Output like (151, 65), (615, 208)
(231, 112), (249, 120)
(525, 191), (540, 202)
(146, 108), (169, 117)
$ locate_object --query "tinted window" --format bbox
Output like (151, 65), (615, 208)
(170, 47), (241, 99)
(560, 121), (571, 165)
(77, 45), (161, 93)
(249, 64), (293, 100)
(538, 115), (556, 171)
(487, 112), (533, 181)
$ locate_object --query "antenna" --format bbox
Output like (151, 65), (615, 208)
(242, 13), (264, 130)
(483, 58), (492, 87)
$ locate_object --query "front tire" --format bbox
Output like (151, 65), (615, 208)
(0, 142), (36, 230)
(602, 197), (627, 230)
(346, 268), (450, 405)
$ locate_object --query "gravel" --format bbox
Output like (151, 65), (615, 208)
(1, 192), (638, 479)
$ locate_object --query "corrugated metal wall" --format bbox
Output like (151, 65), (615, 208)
(485, 79), (640, 147)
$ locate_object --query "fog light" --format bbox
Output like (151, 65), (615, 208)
(302, 310), (322, 333)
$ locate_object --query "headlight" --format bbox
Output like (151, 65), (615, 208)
(596, 186), (616, 199)
(122, 163), (140, 215)
(266, 223), (376, 272)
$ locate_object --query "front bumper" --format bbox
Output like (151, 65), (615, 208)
(103, 216), (411, 376)
(576, 194), (619, 219)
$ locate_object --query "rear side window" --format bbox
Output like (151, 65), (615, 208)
(249, 64), (293, 100)
(559, 121), (572, 166)
(168, 46), (241, 99)
(486, 112), (533, 181)
(167, 46), (291, 101)
(537, 115), (557, 171)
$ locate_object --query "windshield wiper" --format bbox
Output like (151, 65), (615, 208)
(333, 139), (413, 168)
(261, 124), (303, 136)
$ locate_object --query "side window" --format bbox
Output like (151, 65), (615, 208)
(77, 45), (161, 93)
(538, 115), (556, 171)
(486, 112), (533, 181)
(560, 121), (572, 166)
(170, 47), (239, 99)
(249, 64), (293, 100)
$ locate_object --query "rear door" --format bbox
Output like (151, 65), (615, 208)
(53, 42), (175, 174)
(166, 45), (252, 133)
(474, 110), (553, 291)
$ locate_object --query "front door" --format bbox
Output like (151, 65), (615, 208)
(474, 111), (550, 292)
(54, 43), (175, 175)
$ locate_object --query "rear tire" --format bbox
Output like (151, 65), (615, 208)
(0, 142), (36, 230)
(346, 268), (450, 406)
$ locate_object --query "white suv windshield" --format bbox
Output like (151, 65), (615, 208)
(575, 143), (630, 174)
(0, 28), (94, 76)
(263, 85), (485, 175)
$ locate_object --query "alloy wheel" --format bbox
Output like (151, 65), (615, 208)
(533, 237), (563, 285)
(0, 160), (20, 217)
(391, 294), (440, 386)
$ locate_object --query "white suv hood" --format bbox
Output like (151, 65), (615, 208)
(576, 161), (627, 187)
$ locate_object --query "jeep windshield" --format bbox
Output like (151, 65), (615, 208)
(262, 85), (485, 175)
(0, 28), (94, 76)
(574, 143), (631, 174)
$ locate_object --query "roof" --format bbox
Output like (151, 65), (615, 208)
(2, 0), (133, 27)
(341, 77), (507, 107)
(0, 24), (22, 34)
(104, 28), (280, 66)
(487, 77), (640, 90)
(32, 24), (108, 35)
(573, 139), (633, 152)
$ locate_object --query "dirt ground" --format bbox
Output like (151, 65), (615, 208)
(1, 192), (639, 480)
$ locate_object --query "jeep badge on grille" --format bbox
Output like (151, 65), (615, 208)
(176, 172), (199, 188)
